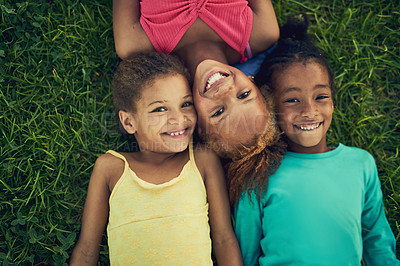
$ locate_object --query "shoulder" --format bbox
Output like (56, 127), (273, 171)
(193, 143), (219, 159)
(91, 152), (126, 188)
(339, 144), (375, 163)
(94, 153), (124, 172)
(192, 144), (223, 176)
(338, 144), (378, 181)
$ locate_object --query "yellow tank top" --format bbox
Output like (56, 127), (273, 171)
(106, 143), (212, 265)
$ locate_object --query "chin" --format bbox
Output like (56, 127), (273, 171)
(169, 142), (190, 153)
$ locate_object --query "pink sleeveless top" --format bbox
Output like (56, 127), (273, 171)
(140, 0), (253, 62)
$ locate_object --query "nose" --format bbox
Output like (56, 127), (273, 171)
(301, 101), (318, 118)
(213, 83), (234, 99)
(168, 109), (186, 125)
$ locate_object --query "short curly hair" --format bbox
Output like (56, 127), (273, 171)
(112, 52), (191, 114)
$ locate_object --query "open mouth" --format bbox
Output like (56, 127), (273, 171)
(294, 122), (322, 131)
(164, 128), (188, 137)
(204, 72), (228, 93)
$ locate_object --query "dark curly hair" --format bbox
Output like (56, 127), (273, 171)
(112, 52), (191, 113)
(255, 14), (335, 93)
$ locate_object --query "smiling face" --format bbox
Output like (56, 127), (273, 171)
(193, 59), (272, 156)
(271, 60), (334, 154)
(121, 74), (196, 154)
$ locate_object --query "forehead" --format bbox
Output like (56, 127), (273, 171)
(141, 74), (191, 99)
(272, 61), (330, 93)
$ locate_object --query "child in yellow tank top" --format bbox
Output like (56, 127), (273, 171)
(70, 52), (243, 265)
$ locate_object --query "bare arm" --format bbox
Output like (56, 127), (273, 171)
(113, 0), (154, 59)
(247, 0), (280, 55)
(70, 155), (116, 265)
(195, 146), (243, 266)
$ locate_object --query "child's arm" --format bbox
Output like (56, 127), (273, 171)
(113, 0), (154, 59)
(247, 0), (280, 56)
(195, 146), (243, 266)
(69, 154), (117, 265)
(361, 155), (400, 265)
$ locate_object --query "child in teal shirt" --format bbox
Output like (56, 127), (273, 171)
(234, 15), (400, 265)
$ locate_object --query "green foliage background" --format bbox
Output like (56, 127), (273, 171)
(0, 0), (399, 264)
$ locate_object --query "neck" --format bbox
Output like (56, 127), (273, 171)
(133, 149), (184, 165)
(174, 41), (228, 76)
(287, 140), (330, 154)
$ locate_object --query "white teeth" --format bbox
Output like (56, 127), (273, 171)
(206, 72), (226, 90)
(298, 123), (320, 131)
(168, 130), (185, 136)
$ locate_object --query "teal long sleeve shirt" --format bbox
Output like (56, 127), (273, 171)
(234, 144), (399, 266)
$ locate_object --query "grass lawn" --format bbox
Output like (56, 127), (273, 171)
(1, 0), (399, 264)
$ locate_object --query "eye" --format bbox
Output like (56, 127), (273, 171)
(316, 95), (330, 100)
(211, 107), (224, 117)
(182, 101), (193, 108)
(151, 107), (167, 112)
(284, 98), (299, 103)
(238, 91), (250, 99)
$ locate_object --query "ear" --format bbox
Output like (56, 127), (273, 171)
(247, 75), (255, 83)
(119, 110), (137, 134)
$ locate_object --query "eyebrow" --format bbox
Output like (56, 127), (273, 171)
(281, 84), (330, 95)
(148, 100), (165, 107)
(148, 94), (192, 107)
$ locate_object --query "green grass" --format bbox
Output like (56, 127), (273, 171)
(1, 0), (399, 264)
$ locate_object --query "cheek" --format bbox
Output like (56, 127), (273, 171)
(324, 109), (333, 125)
(193, 106), (207, 125)
(193, 98), (213, 125)
(277, 116), (289, 130)
(193, 96), (212, 113)
(322, 102), (334, 119)
(145, 115), (165, 128)
(276, 108), (293, 130)
(187, 110), (197, 124)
